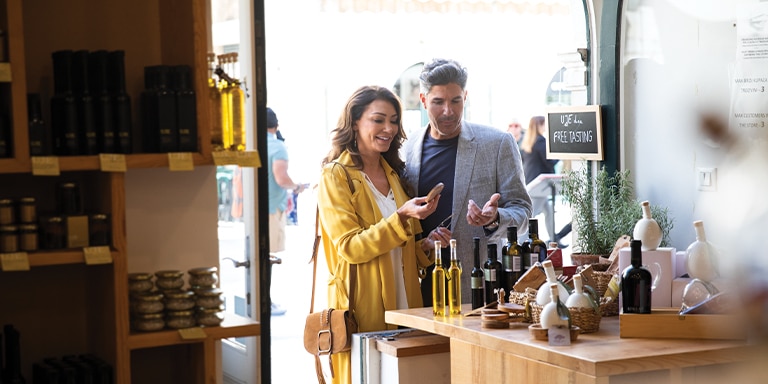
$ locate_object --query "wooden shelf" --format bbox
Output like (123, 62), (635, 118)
(126, 315), (260, 350)
(24, 249), (119, 267)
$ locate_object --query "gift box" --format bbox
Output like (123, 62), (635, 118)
(618, 247), (676, 308)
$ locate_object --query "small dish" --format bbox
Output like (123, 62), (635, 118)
(528, 323), (580, 341)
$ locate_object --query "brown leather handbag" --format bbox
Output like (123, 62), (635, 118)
(303, 162), (358, 383)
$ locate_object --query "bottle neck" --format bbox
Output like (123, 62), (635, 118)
(642, 203), (652, 219)
(473, 242), (481, 266)
(694, 224), (707, 242)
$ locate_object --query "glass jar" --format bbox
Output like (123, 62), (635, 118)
(0, 198), (14, 225)
(163, 289), (196, 311)
(130, 291), (165, 314)
(57, 182), (82, 215)
(17, 197), (37, 224)
(155, 270), (185, 290)
(0, 225), (18, 253)
(194, 287), (224, 309)
(196, 307), (224, 327)
(128, 273), (155, 293)
(18, 224), (38, 252)
(41, 216), (66, 250)
(165, 310), (197, 329)
(89, 213), (111, 246)
(188, 266), (219, 288)
(132, 313), (165, 332)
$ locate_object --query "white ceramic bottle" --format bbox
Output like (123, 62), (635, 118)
(685, 220), (720, 282)
(565, 274), (592, 308)
(536, 260), (569, 306)
(632, 200), (662, 251)
(540, 283), (570, 329)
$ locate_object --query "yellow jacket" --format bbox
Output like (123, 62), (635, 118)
(317, 151), (433, 383)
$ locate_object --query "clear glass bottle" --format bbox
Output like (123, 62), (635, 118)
(447, 239), (462, 315)
(216, 54), (233, 150)
(228, 53), (246, 151)
(621, 239), (652, 314)
(207, 53), (224, 150)
(431, 240), (446, 316)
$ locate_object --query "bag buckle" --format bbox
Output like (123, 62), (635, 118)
(317, 329), (332, 354)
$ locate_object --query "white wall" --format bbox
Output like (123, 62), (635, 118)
(621, 0), (768, 276)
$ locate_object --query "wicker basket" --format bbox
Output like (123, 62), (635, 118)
(507, 288), (537, 323)
(600, 297), (619, 316)
(569, 306), (602, 333)
(592, 271), (616, 297)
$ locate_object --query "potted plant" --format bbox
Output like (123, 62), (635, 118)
(561, 165), (674, 261)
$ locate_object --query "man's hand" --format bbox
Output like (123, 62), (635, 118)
(466, 193), (500, 227)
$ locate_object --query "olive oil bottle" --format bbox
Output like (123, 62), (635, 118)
(432, 240), (446, 316)
(447, 239), (462, 315)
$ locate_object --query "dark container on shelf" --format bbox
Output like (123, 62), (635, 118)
(18, 223), (39, 252)
(108, 50), (132, 154)
(142, 65), (178, 153)
(72, 50), (98, 155)
(51, 50), (80, 156)
(89, 213), (111, 246)
(89, 50), (117, 153)
(0, 111), (11, 158)
(0, 224), (19, 253)
(57, 181), (83, 215)
(173, 65), (198, 152)
(28, 93), (51, 156)
(41, 215), (66, 250)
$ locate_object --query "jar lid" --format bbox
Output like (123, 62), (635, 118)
(164, 289), (195, 299)
(19, 197), (36, 203)
(90, 213), (109, 220)
(197, 306), (225, 314)
(155, 270), (184, 278)
(133, 312), (164, 320)
(128, 272), (153, 281)
(166, 309), (195, 317)
(131, 291), (164, 301)
(46, 216), (64, 223)
(194, 287), (223, 297)
(19, 224), (38, 231)
(0, 198), (13, 205)
(59, 182), (77, 188)
(0, 225), (18, 232)
(188, 266), (218, 275)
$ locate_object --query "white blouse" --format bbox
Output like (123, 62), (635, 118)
(363, 173), (408, 310)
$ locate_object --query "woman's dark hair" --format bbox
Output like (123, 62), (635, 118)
(322, 85), (407, 176)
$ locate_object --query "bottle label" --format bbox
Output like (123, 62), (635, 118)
(489, 269), (497, 282)
(484, 268), (491, 281)
(471, 276), (482, 289)
(528, 253), (537, 268)
(512, 256), (521, 272)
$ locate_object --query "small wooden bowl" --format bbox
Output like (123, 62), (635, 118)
(528, 324), (581, 341)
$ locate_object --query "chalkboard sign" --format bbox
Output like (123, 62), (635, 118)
(545, 105), (603, 160)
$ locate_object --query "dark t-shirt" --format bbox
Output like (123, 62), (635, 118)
(418, 133), (459, 236)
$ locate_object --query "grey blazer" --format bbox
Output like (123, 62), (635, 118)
(403, 121), (533, 301)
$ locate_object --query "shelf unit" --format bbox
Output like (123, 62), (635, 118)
(0, 1), (259, 383)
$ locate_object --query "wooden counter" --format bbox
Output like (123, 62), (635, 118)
(385, 305), (767, 384)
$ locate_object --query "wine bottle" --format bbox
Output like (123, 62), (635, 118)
(536, 259), (570, 306)
(207, 53), (224, 150)
(27, 93), (50, 156)
(447, 239), (462, 315)
(51, 50), (80, 156)
(483, 242), (502, 305)
(565, 274), (592, 308)
(89, 50), (116, 153)
(470, 237), (484, 310)
(107, 50), (132, 154)
(4, 324), (26, 384)
(528, 218), (548, 264)
(172, 65), (198, 152)
(154, 65), (178, 153)
(621, 239), (652, 314)
(72, 50), (98, 155)
(501, 226), (522, 294)
(432, 240), (446, 316)
(540, 283), (571, 330)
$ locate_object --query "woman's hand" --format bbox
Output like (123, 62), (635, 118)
(421, 225), (453, 253)
(397, 194), (440, 224)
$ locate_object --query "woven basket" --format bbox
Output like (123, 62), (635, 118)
(592, 271), (616, 297)
(507, 288), (537, 323)
(600, 297), (619, 317)
(569, 306), (602, 333)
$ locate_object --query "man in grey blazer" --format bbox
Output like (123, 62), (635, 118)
(402, 58), (533, 306)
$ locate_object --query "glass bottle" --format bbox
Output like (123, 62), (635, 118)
(470, 237), (484, 310)
(28, 93), (50, 156)
(536, 260), (570, 306)
(207, 53), (224, 150)
(89, 50), (116, 153)
(51, 50), (80, 156)
(483, 242), (502, 305)
(228, 53), (246, 151)
(107, 50), (132, 154)
(431, 240), (446, 316)
(88, 213), (111, 246)
(540, 284), (571, 330)
(18, 197), (37, 224)
(501, 226), (522, 294)
(528, 218), (547, 264)
(173, 65), (198, 152)
(216, 54), (233, 150)
(447, 239), (462, 315)
(72, 50), (98, 155)
(0, 224), (18, 253)
(633, 200), (662, 251)
(565, 274), (592, 308)
(18, 224), (38, 252)
(155, 65), (178, 153)
(0, 198), (14, 225)
(685, 220), (719, 282)
(621, 239), (652, 314)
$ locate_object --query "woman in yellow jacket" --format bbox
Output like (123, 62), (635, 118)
(317, 86), (441, 384)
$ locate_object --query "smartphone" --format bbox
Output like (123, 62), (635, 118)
(426, 182), (444, 202)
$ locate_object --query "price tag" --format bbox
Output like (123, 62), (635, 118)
(236, 151), (261, 168)
(99, 154), (127, 172)
(212, 150), (238, 166)
(83, 246), (113, 265)
(0, 63), (11, 82)
(178, 327), (207, 340)
(168, 152), (194, 171)
(0, 252), (30, 271)
(548, 325), (572, 346)
(31, 156), (61, 176)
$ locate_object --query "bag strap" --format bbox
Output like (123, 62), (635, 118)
(309, 162), (358, 383)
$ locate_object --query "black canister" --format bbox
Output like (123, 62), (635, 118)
(57, 182), (82, 215)
(41, 216), (66, 249)
(89, 213), (111, 246)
